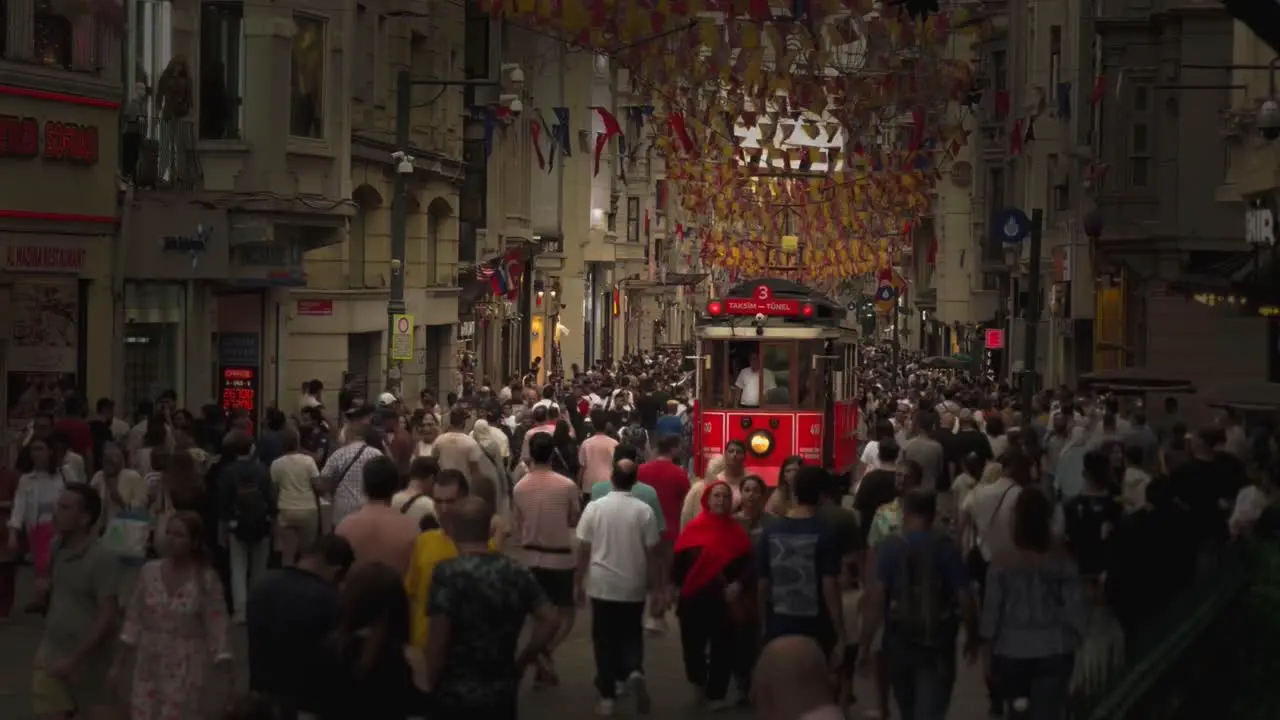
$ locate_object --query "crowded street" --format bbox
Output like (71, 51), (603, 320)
(0, 566), (992, 719)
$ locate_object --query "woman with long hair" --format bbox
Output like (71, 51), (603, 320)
(318, 563), (429, 718)
(549, 419), (580, 479)
(764, 456), (804, 516)
(982, 488), (1086, 720)
(6, 437), (66, 577)
(113, 511), (234, 718)
(671, 481), (753, 711)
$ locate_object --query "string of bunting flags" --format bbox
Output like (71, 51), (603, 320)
(470, 0), (994, 293)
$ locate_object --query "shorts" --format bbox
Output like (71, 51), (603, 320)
(32, 666), (106, 715)
(531, 567), (576, 608)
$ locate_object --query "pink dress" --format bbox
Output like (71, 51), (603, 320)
(121, 560), (232, 720)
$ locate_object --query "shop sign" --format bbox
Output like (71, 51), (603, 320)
(0, 115), (99, 164)
(4, 245), (86, 273)
(219, 366), (259, 432)
(1247, 197), (1275, 247)
(297, 299), (333, 316)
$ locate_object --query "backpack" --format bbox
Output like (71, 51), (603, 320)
(886, 535), (956, 648)
(620, 423), (648, 457)
(232, 475), (271, 543)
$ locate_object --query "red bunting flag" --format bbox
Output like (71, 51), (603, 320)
(592, 106), (623, 177)
(530, 120), (546, 170)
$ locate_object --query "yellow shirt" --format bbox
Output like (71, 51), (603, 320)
(404, 529), (496, 648)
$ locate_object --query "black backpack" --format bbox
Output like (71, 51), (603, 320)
(886, 534), (956, 648)
(232, 475), (271, 543)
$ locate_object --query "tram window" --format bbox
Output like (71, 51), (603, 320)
(760, 343), (794, 407)
(796, 340), (825, 408)
(703, 340), (727, 406)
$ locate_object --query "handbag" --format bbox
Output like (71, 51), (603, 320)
(966, 483), (1017, 586)
(102, 509), (153, 565)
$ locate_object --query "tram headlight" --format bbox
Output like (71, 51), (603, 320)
(748, 429), (774, 457)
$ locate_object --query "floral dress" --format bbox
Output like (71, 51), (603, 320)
(120, 560), (232, 720)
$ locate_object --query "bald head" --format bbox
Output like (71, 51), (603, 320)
(452, 496), (493, 544)
(753, 635), (835, 720)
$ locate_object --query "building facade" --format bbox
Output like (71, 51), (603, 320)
(293, 0), (472, 407)
(120, 0), (355, 419)
(1091, 1), (1249, 405)
(525, 42), (646, 378)
(1, 2), (121, 461)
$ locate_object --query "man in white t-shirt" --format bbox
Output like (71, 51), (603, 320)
(732, 353), (777, 408)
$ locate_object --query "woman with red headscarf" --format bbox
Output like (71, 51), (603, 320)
(670, 480), (754, 710)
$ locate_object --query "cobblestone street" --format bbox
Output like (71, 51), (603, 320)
(0, 568), (989, 718)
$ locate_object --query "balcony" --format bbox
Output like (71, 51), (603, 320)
(122, 115), (202, 190)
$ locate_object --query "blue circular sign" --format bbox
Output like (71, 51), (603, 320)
(993, 208), (1031, 245)
(875, 285), (896, 302)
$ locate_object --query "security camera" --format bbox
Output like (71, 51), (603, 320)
(391, 150), (414, 175)
(1260, 99), (1280, 140)
(502, 63), (525, 85)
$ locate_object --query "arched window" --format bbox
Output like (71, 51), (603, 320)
(426, 198), (453, 287)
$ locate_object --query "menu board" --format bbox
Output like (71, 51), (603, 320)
(219, 366), (259, 431)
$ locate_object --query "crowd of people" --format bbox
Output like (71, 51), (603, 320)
(0, 343), (1273, 720)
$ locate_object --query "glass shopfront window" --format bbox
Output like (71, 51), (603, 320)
(124, 283), (186, 412)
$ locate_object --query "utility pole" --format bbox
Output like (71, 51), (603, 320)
(386, 66), (505, 396)
(387, 70), (413, 396)
(1021, 208), (1044, 414)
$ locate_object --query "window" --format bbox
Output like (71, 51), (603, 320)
(34, 0), (72, 69)
(463, 3), (490, 108)
(289, 14), (326, 139)
(374, 14), (387, 106)
(982, 272), (1001, 291)
(1050, 153), (1070, 213)
(984, 167), (1005, 260)
(1, 1), (8, 58)
(626, 196), (640, 242)
(1129, 84), (1152, 188)
(1049, 26), (1061, 89)
(461, 138), (487, 230)
(199, 2), (243, 140)
(991, 50), (1007, 93)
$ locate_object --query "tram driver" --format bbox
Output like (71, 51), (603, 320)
(732, 351), (778, 408)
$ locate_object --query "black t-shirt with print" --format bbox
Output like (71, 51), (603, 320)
(1063, 493), (1121, 576)
(428, 553), (548, 713)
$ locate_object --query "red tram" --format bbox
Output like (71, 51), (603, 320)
(691, 278), (860, 485)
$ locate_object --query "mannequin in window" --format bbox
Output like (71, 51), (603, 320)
(156, 56), (193, 182)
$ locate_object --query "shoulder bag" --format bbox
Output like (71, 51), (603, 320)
(965, 483), (1017, 587)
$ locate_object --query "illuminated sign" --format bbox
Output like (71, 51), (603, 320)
(0, 115), (99, 164)
(219, 366), (259, 431)
(984, 328), (1005, 349)
(707, 284), (814, 318)
(5, 245), (86, 272)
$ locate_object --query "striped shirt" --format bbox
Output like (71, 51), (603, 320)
(512, 468), (581, 571)
(319, 442), (382, 525)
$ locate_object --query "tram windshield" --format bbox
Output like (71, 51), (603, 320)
(701, 339), (828, 409)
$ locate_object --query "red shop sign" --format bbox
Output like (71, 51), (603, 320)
(0, 115), (99, 164)
(5, 245), (86, 272)
(707, 284), (812, 317)
(297, 299), (334, 316)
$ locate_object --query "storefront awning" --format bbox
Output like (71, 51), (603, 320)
(1165, 249), (1272, 296)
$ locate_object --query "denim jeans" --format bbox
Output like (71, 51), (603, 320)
(590, 598), (645, 698)
(884, 631), (957, 720)
(993, 653), (1074, 720)
(229, 537), (270, 618)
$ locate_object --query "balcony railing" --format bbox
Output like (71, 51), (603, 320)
(1071, 544), (1249, 720)
(122, 115), (202, 189)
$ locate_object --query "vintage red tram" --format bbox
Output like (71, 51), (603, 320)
(691, 279), (860, 485)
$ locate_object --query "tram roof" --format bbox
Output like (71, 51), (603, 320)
(715, 277), (847, 325)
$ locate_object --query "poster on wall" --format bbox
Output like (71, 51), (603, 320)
(6, 281), (78, 464)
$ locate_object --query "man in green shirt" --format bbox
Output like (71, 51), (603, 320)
(588, 445), (666, 535)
